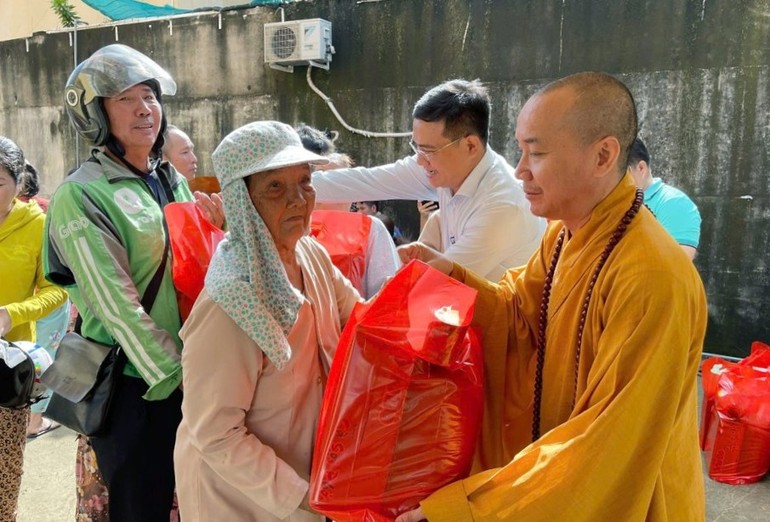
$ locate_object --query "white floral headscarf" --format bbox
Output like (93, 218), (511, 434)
(205, 121), (328, 369)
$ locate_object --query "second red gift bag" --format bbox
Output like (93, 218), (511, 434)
(163, 202), (225, 321)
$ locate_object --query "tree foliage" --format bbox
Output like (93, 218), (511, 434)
(50, 0), (79, 27)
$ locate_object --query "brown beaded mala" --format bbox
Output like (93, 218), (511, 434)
(531, 188), (644, 442)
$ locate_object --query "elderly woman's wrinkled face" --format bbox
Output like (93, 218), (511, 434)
(246, 164), (316, 251)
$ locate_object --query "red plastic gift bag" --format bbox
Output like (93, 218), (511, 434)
(163, 202), (225, 321)
(701, 352), (770, 484)
(700, 357), (728, 451)
(740, 341), (770, 368)
(309, 260), (483, 521)
(704, 405), (770, 484)
(310, 210), (371, 294)
(700, 345), (770, 450)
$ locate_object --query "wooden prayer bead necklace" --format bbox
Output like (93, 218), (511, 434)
(531, 188), (644, 442)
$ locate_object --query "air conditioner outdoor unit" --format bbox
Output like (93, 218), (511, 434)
(264, 18), (334, 73)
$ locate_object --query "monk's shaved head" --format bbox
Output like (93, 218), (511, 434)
(537, 72), (638, 175)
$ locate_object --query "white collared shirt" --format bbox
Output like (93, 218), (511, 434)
(312, 148), (546, 280)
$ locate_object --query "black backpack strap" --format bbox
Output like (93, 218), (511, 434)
(156, 162), (177, 206)
(142, 163), (175, 313)
(140, 217), (170, 314)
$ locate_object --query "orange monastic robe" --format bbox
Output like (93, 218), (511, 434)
(423, 175), (707, 521)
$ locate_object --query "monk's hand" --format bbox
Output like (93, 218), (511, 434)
(397, 242), (452, 275)
(194, 191), (225, 229)
(395, 506), (426, 522)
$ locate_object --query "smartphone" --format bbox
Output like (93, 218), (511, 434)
(420, 200), (439, 209)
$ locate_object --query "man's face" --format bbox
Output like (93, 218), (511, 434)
(411, 119), (474, 193)
(103, 84), (162, 154)
(246, 164), (316, 251)
(514, 89), (598, 224)
(355, 202), (377, 215)
(165, 129), (198, 180)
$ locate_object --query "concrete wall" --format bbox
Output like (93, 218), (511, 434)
(0, 0), (767, 357)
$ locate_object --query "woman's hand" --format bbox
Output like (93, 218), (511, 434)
(194, 191), (225, 229)
(395, 506), (426, 522)
(417, 200), (439, 231)
(417, 200), (439, 216)
(397, 242), (453, 275)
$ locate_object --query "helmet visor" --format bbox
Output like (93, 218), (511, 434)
(71, 44), (177, 104)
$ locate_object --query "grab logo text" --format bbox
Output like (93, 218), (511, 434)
(58, 217), (90, 238)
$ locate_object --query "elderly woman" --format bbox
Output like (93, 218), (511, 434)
(0, 136), (67, 519)
(174, 121), (362, 521)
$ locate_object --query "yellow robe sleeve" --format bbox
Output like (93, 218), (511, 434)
(422, 264), (706, 521)
(448, 236), (550, 471)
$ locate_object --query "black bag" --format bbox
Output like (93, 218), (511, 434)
(0, 340), (38, 409)
(41, 333), (123, 435)
(41, 186), (174, 435)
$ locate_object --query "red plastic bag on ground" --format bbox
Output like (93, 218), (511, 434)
(310, 210), (371, 295)
(700, 357), (728, 451)
(704, 410), (770, 485)
(740, 341), (770, 368)
(310, 260), (483, 521)
(164, 202), (225, 321)
(701, 346), (770, 484)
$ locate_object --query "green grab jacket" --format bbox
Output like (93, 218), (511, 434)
(44, 151), (193, 400)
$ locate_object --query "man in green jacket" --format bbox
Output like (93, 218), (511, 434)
(44, 44), (190, 522)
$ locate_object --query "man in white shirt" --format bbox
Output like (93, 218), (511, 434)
(312, 79), (545, 281)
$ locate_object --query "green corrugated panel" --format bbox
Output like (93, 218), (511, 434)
(82, 1), (191, 20)
(82, 1), (290, 21)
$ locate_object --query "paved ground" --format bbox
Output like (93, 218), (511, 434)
(16, 379), (770, 521)
(18, 425), (77, 521)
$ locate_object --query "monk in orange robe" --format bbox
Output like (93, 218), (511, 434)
(397, 72), (706, 521)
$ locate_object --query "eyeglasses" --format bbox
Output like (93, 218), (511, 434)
(409, 136), (464, 160)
